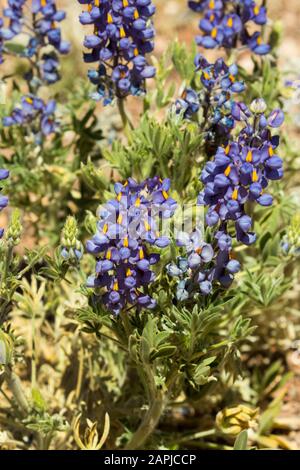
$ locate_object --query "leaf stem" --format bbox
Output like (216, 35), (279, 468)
(117, 97), (133, 131)
(4, 366), (29, 415)
(125, 391), (166, 450)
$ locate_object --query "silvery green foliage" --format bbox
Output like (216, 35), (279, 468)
(0, 0), (299, 451)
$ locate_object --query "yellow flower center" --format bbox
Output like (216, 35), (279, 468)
(224, 165), (231, 177)
(232, 188), (238, 200)
(211, 28), (217, 39)
(227, 17), (233, 28)
(252, 169), (259, 182)
(113, 281), (118, 291)
(253, 5), (260, 15)
(246, 150), (253, 162)
(119, 27), (126, 38)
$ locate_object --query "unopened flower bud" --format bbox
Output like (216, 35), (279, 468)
(6, 209), (22, 246)
(250, 98), (267, 114)
(73, 413), (110, 450)
(60, 216), (83, 264)
(216, 405), (259, 437)
(282, 213), (300, 256)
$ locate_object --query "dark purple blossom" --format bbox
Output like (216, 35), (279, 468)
(199, 100), (284, 245)
(175, 56), (245, 150)
(86, 177), (177, 315)
(168, 99), (284, 301)
(0, 0), (70, 84)
(188, 0), (270, 55)
(3, 95), (58, 139)
(77, 0), (156, 103)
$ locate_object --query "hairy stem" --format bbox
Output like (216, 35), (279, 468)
(117, 97), (133, 131)
(125, 391), (166, 450)
(5, 366), (29, 415)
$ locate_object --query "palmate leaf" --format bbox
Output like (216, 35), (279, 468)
(103, 113), (203, 192)
(191, 355), (217, 386)
(240, 269), (291, 307)
(138, 316), (175, 363)
(170, 40), (197, 84)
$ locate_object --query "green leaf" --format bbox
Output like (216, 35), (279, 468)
(31, 388), (47, 412)
(150, 345), (177, 361)
(4, 42), (26, 54)
(234, 430), (248, 450)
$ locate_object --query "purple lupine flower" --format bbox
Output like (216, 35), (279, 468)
(77, 0), (156, 103)
(0, 0), (70, 84)
(175, 88), (200, 119)
(3, 95), (58, 138)
(167, 229), (215, 298)
(86, 177), (177, 315)
(0, 168), (9, 239)
(188, 0), (270, 55)
(167, 225), (241, 298)
(168, 99), (284, 301)
(199, 99), (284, 245)
(175, 56), (245, 151)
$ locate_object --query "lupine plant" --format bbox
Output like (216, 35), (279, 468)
(0, 0), (299, 451)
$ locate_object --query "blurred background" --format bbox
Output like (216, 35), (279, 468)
(59, 1), (300, 76)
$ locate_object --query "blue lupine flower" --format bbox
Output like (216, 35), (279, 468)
(169, 99), (284, 301)
(175, 88), (200, 119)
(167, 226), (241, 298)
(0, 168), (9, 239)
(175, 55), (245, 148)
(198, 100), (284, 245)
(77, 0), (156, 103)
(212, 250), (241, 288)
(188, 0), (270, 55)
(167, 229), (218, 298)
(86, 177), (177, 315)
(3, 95), (58, 138)
(0, 0), (70, 84)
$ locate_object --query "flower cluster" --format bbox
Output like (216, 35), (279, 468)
(188, 0), (270, 54)
(199, 99), (284, 241)
(167, 229), (216, 298)
(3, 95), (58, 140)
(0, 0), (70, 83)
(60, 216), (84, 264)
(168, 99), (284, 300)
(167, 228), (241, 299)
(176, 55), (245, 147)
(282, 214), (300, 257)
(86, 177), (177, 314)
(78, 0), (156, 103)
(5, 209), (22, 247)
(0, 168), (9, 239)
